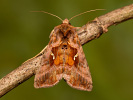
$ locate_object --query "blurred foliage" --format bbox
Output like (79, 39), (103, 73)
(0, 0), (133, 100)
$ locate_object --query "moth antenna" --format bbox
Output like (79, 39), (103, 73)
(30, 11), (63, 22)
(69, 9), (105, 21)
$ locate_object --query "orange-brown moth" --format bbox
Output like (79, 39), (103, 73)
(34, 18), (92, 91)
(32, 10), (105, 91)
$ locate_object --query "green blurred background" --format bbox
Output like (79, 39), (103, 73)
(0, 0), (133, 100)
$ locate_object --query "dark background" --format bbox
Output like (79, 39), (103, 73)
(0, 0), (133, 100)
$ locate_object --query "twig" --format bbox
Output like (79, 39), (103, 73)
(0, 4), (133, 97)
(78, 4), (133, 44)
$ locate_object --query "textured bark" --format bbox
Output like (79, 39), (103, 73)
(0, 4), (133, 97)
(78, 4), (133, 45)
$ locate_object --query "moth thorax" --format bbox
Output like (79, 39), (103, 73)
(61, 28), (70, 37)
(63, 31), (68, 37)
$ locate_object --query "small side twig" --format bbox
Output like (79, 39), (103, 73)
(0, 4), (133, 98)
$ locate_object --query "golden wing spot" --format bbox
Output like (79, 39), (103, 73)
(54, 56), (60, 65)
(51, 52), (55, 59)
(68, 56), (74, 66)
(74, 53), (78, 60)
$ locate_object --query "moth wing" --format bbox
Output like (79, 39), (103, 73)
(34, 65), (63, 88)
(49, 28), (62, 47)
(63, 46), (92, 91)
(49, 29), (54, 38)
(34, 46), (63, 88)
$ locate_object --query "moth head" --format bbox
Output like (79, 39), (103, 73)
(60, 20), (72, 37)
(62, 19), (71, 25)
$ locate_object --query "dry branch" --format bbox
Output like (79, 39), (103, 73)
(0, 4), (133, 97)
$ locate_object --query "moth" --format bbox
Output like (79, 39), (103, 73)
(32, 10), (103, 91)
